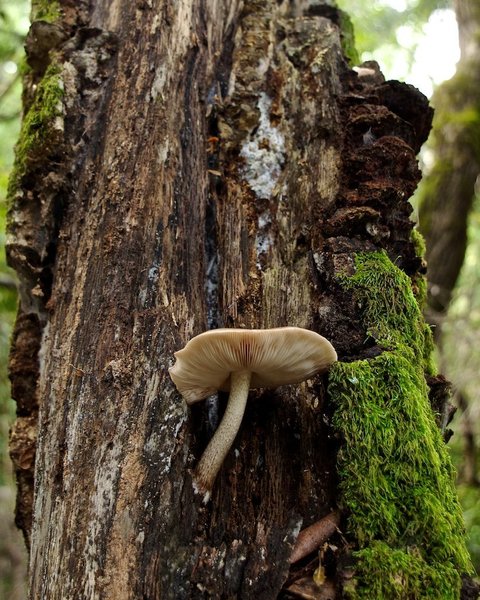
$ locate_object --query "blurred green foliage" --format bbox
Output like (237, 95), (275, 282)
(338, 0), (449, 64)
(443, 193), (480, 552)
(337, 0), (456, 99)
(0, 3), (30, 598)
(458, 483), (480, 570)
(0, 0), (28, 481)
(348, 1), (449, 44)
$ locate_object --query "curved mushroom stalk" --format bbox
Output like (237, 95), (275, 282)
(169, 327), (337, 500)
(194, 370), (251, 495)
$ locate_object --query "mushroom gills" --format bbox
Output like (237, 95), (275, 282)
(168, 327), (337, 499)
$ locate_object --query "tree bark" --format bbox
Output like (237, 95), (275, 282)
(6, 1), (472, 598)
(418, 0), (480, 322)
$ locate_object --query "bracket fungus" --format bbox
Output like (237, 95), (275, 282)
(169, 327), (337, 497)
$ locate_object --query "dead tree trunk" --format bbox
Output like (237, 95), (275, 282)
(7, 1), (474, 598)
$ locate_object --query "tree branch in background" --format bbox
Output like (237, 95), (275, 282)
(456, 391), (479, 486)
(0, 274), (17, 290)
(0, 71), (20, 104)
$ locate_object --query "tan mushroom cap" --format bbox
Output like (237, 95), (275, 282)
(169, 327), (337, 404)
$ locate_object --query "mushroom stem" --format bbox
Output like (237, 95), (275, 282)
(194, 370), (251, 494)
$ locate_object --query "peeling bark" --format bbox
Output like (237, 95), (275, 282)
(7, 1), (465, 598)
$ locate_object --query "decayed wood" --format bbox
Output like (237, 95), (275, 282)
(7, 0), (435, 598)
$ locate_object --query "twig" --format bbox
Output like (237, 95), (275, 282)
(290, 510), (340, 564)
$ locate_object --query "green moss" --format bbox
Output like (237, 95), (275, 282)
(345, 541), (461, 600)
(410, 228), (429, 312)
(31, 0), (61, 22)
(18, 55), (32, 78)
(410, 227), (426, 259)
(7, 62), (63, 202)
(338, 9), (360, 66)
(328, 251), (472, 599)
(337, 250), (434, 374)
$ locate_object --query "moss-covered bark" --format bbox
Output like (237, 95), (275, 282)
(6, 6), (67, 547)
(329, 252), (471, 599)
(7, 62), (63, 201)
(31, 1), (61, 23)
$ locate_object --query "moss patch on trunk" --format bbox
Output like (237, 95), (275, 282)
(338, 9), (359, 66)
(7, 61), (63, 203)
(328, 251), (472, 599)
(31, 0), (61, 23)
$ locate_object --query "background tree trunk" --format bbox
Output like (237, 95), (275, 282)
(417, 0), (480, 492)
(418, 0), (480, 323)
(6, 1), (473, 598)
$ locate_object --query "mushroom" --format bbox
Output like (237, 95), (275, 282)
(169, 327), (337, 497)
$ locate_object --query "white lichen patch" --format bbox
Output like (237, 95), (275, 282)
(284, 516), (303, 543)
(191, 480), (211, 504)
(256, 57), (270, 77)
(240, 93), (285, 199)
(137, 260), (161, 307)
(136, 530), (145, 545)
(256, 209), (274, 269)
(157, 136), (170, 164)
(205, 253), (219, 329)
(150, 0), (194, 102)
(146, 389), (187, 476)
(151, 64), (168, 101)
(82, 435), (125, 600)
(148, 261), (160, 285)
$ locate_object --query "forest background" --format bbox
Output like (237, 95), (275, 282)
(0, 0), (478, 597)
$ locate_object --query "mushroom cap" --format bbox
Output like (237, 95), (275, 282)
(169, 327), (337, 404)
